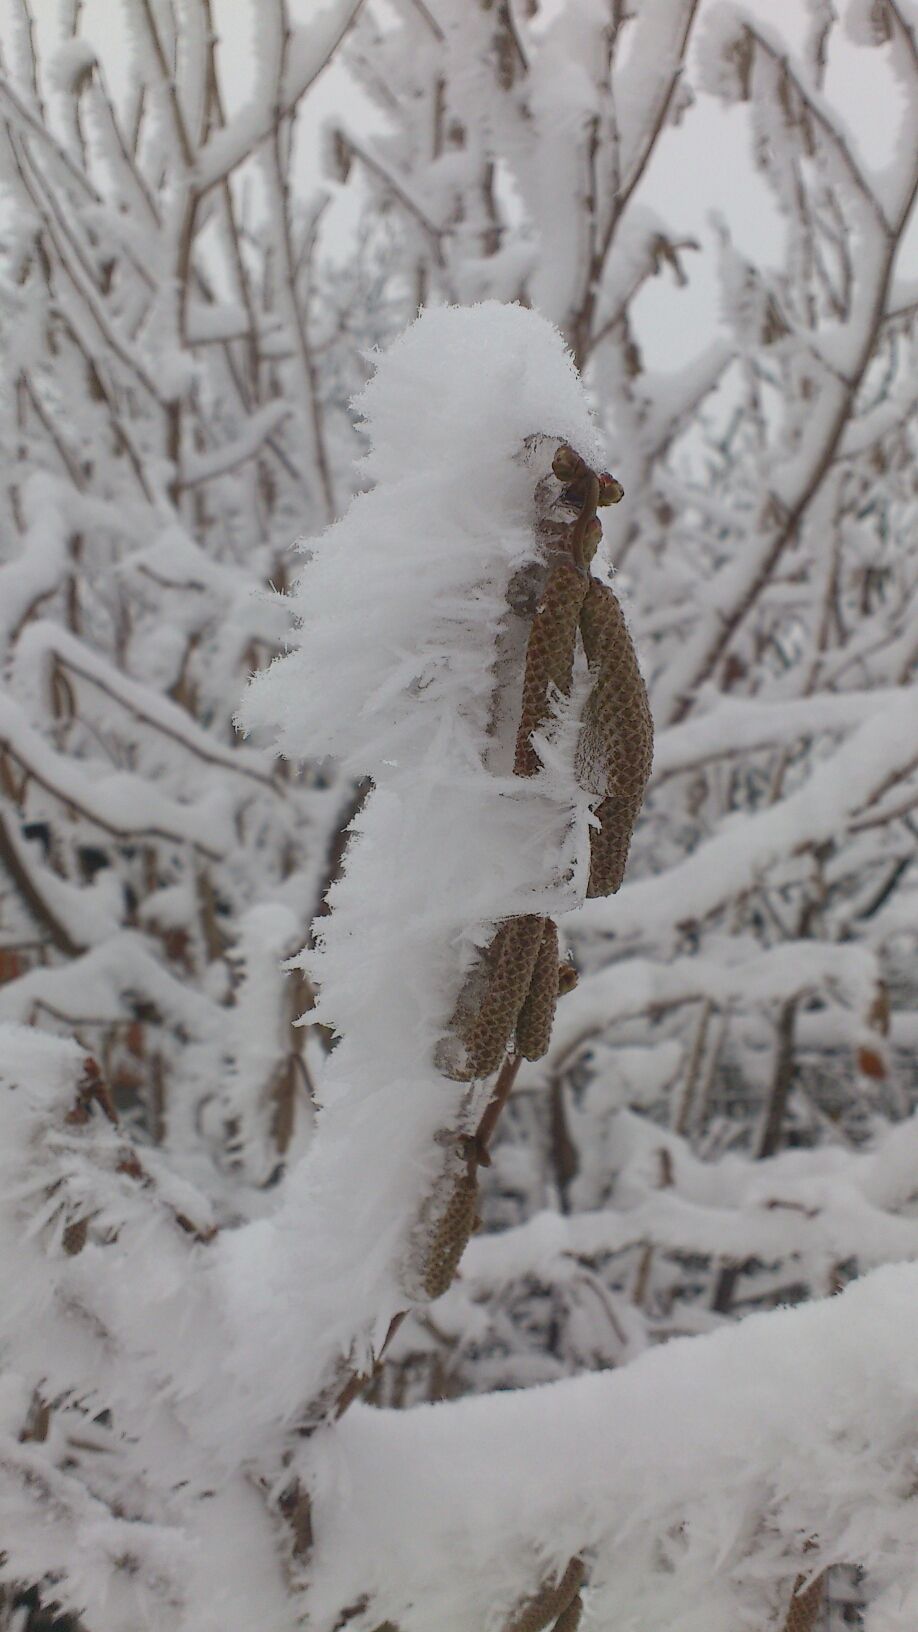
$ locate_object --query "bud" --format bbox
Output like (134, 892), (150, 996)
(557, 960), (579, 996)
(551, 444), (583, 483)
(597, 471), (624, 506)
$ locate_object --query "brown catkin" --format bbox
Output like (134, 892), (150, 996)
(782, 1573), (824, 1632)
(551, 1593), (583, 1632)
(437, 915), (545, 1081)
(576, 579), (654, 896)
(504, 1559), (585, 1632)
(514, 918), (560, 1061)
(514, 557), (589, 777)
(421, 1169), (478, 1299)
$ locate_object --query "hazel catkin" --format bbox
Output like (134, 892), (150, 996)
(514, 918), (560, 1061)
(782, 1573), (824, 1632)
(504, 1559), (585, 1632)
(551, 1593), (583, 1632)
(576, 578), (653, 896)
(436, 915), (546, 1081)
(421, 1169), (479, 1299)
(514, 557), (589, 778)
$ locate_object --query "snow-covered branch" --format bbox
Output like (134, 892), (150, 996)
(304, 1262), (918, 1632)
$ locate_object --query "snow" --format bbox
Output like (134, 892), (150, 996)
(653, 686), (916, 779)
(0, 692), (235, 857)
(181, 401), (292, 488)
(196, 0), (365, 191)
(461, 1105), (918, 1285)
(12, 621), (273, 788)
(0, 0), (915, 1624)
(47, 39), (98, 93)
(0, 933), (221, 1036)
(536, 940), (880, 1070)
(583, 692), (918, 941)
(303, 1263), (918, 1632)
(0, 475), (71, 654)
(229, 301), (603, 1435)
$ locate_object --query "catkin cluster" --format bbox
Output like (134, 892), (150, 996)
(435, 439), (653, 1088)
(417, 439), (652, 1304)
(435, 916), (546, 1082)
(435, 916), (567, 1083)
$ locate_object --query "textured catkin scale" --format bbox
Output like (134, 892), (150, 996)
(514, 556), (589, 777)
(421, 1169), (479, 1299)
(782, 1574), (824, 1632)
(577, 579), (654, 896)
(504, 1559), (585, 1632)
(437, 915), (545, 1081)
(514, 918), (560, 1061)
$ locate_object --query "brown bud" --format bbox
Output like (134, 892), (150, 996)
(551, 444), (583, 484)
(557, 960), (579, 996)
(597, 472), (624, 506)
(857, 1045), (886, 1081)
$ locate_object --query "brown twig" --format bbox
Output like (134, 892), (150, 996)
(475, 1050), (524, 1160)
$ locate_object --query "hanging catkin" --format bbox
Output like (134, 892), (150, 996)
(551, 1593), (583, 1632)
(421, 1168), (479, 1299)
(781, 1572), (824, 1632)
(514, 918), (560, 1061)
(577, 577), (654, 895)
(514, 556), (589, 777)
(437, 915), (546, 1081)
(503, 1558), (585, 1632)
